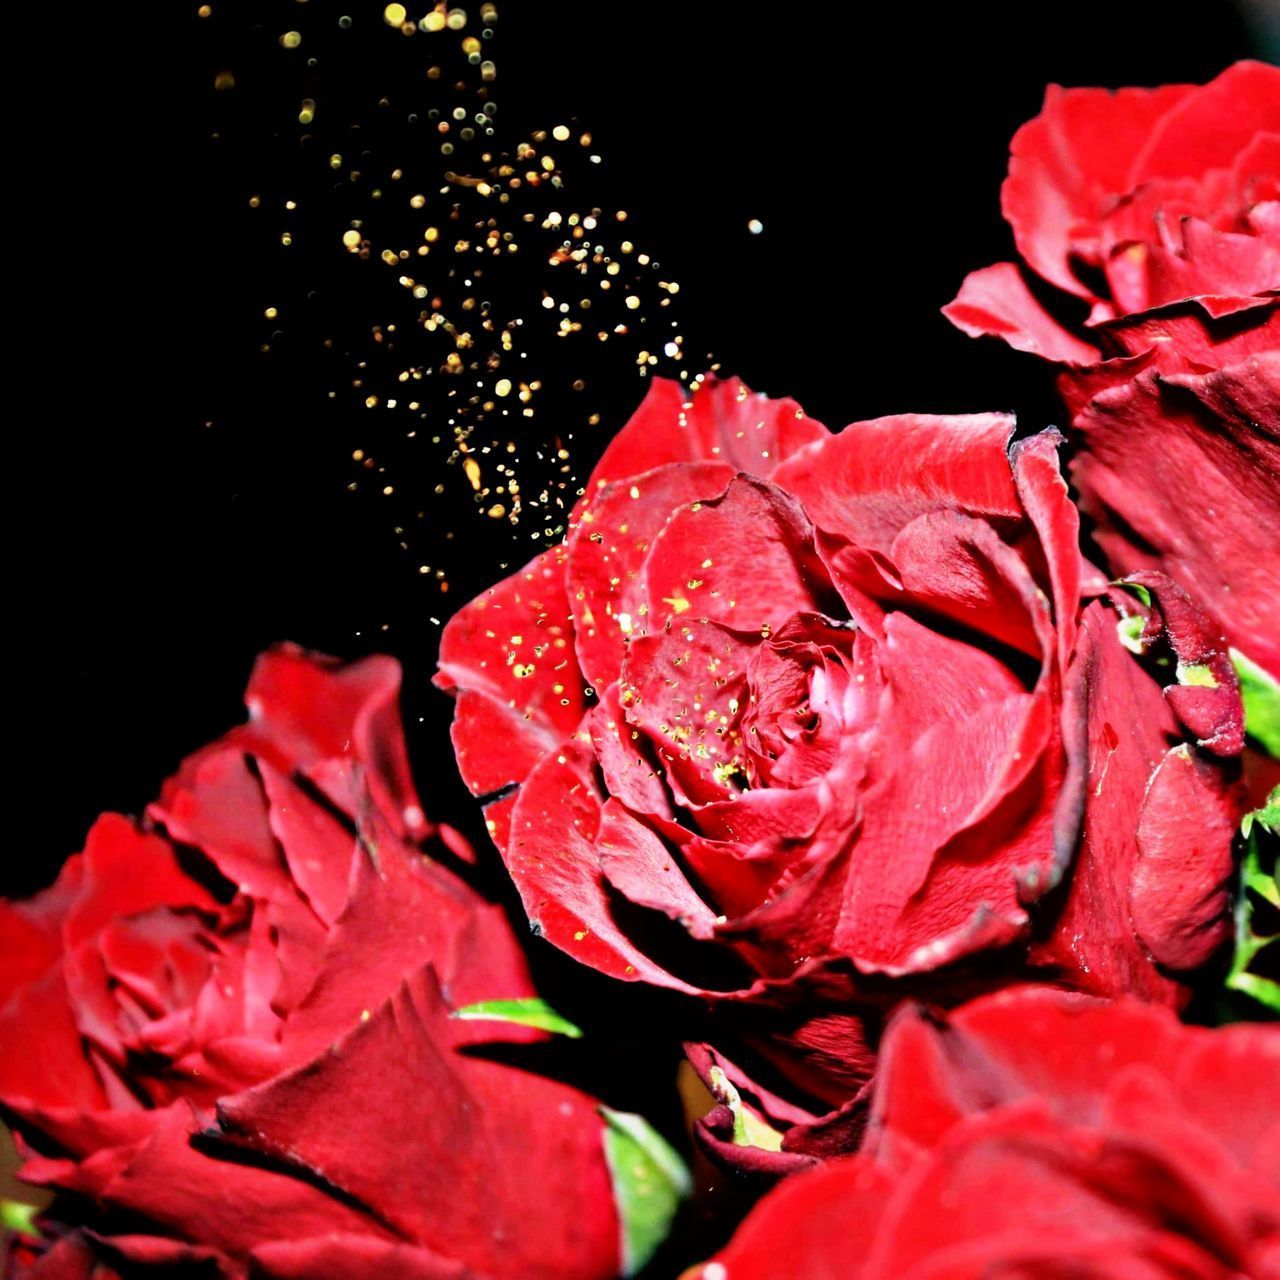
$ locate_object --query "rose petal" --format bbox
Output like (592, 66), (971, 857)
(772, 412), (1022, 555)
(1071, 352), (1280, 678)
(149, 749), (293, 903)
(1031, 602), (1183, 1001)
(582, 375), (828, 504)
(831, 612), (1040, 972)
(565, 460), (734, 691)
(235, 645), (430, 839)
(219, 967), (619, 1280)
(281, 810), (533, 1063)
(696, 1156), (896, 1280)
(64, 815), (217, 948)
(96, 1104), (391, 1262)
(596, 799), (719, 936)
(21, 1235), (121, 1280)
(641, 476), (833, 635)
(944, 262), (1101, 362)
(0, 965), (107, 1111)
(435, 546), (585, 798)
(1002, 80), (1194, 296)
(251, 1235), (473, 1280)
(1130, 745), (1238, 971)
(1128, 61), (1280, 189)
(258, 762), (356, 928)
(504, 735), (712, 993)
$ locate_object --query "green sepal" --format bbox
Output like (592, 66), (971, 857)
(450, 997), (583, 1039)
(1226, 785), (1279, 1014)
(1176, 661), (1219, 688)
(706, 1065), (784, 1151)
(1117, 614), (1147, 655)
(1, 1199), (41, 1238)
(1231, 649), (1280, 757)
(1113, 579), (1152, 607)
(600, 1107), (691, 1276)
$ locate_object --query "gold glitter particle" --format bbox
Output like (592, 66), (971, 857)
(218, 0), (706, 585)
(213, 69), (236, 90)
(280, 30), (302, 48)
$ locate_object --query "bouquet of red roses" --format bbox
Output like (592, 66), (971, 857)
(4, 59), (1276, 1280)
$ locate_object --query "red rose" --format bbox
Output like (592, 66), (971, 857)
(944, 62), (1280, 679)
(694, 987), (1280, 1280)
(438, 376), (1244, 1118)
(0, 647), (643, 1279)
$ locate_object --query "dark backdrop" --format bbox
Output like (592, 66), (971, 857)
(13, 2), (1269, 891)
(9, 4), (1274, 1266)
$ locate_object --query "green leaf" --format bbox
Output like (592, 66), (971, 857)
(1232, 649), (1280, 757)
(1, 1199), (41, 1237)
(1226, 785), (1280, 1014)
(450, 997), (583, 1039)
(600, 1107), (691, 1276)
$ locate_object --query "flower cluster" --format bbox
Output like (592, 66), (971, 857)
(4, 60), (1277, 1280)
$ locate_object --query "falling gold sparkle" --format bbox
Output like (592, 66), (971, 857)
(211, 1), (710, 607)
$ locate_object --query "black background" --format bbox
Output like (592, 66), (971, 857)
(12, 5), (1270, 886)
(8, 3), (1275, 1267)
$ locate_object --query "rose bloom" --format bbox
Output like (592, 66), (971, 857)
(945, 61), (1280, 679)
(438, 375), (1244, 1130)
(0, 647), (628, 1280)
(693, 987), (1280, 1280)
